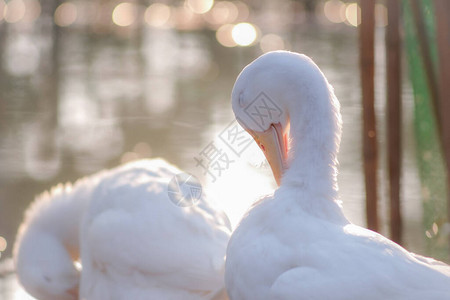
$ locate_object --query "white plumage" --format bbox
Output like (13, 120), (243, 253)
(225, 51), (450, 299)
(14, 159), (230, 300)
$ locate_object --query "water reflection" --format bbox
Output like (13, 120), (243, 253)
(4, 34), (39, 77)
(0, 0), (425, 299)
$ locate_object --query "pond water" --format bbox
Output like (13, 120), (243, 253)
(0, 7), (425, 299)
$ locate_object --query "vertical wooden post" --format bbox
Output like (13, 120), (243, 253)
(435, 0), (450, 241)
(386, 0), (402, 244)
(359, 0), (378, 232)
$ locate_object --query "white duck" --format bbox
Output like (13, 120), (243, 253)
(14, 159), (230, 300)
(225, 51), (450, 299)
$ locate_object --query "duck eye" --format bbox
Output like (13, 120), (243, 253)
(43, 275), (52, 283)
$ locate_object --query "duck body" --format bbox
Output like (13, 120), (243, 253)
(226, 187), (450, 300)
(14, 159), (230, 300)
(80, 159), (230, 300)
(225, 51), (450, 300)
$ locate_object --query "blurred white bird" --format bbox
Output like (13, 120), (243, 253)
(14, 159), (230, 300)
(225, 51), (450, 299)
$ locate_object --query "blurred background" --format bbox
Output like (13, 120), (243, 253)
(0, 0), (448, 298)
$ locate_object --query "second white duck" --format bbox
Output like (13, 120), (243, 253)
(14, 159), (230, 300)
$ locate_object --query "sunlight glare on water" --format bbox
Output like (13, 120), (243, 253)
(3, 0), (26, 23)
(260, 33), (285, 53)
(323, 0), (346, 24)
(205, 1), (238, 25)
(186, 0), (214, 14)
(216, 24), (237, 47)
(0, 237), (7, 252)
(345, 3), (360, 27)
(231, 22), (257, 46)
(54, 2), (77, 27)
(112, 2), (138, 27)
(145, 3), (171, 28)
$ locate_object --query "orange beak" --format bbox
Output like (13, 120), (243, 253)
(248, 123), (288, 186)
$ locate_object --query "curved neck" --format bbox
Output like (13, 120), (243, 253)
(14, 177), (97, 273)
(279, 82), (347, 223)
(283, 110), (339, 195)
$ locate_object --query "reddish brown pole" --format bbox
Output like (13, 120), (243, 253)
(386, 0), (402, 244)
(359, 0), (378, 232)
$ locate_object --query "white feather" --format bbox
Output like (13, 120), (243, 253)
(226, 51), (450, 299)
(14, 159), (230, 300)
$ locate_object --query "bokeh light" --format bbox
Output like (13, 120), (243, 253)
(118, 143), (153, 164)
(74, 260), (82, 271)
(345, 3), (360, 27)
(233, 1), (249, 22)
(133, 142), (152, 158)
(186, 0), (213, 14)
(54, 2), (77, 27)
(4, 0), (26, 23)
(260, 34), (285, 53)
(0, 236), (7, 252)
(323, 0), (345, 24)
(120, 151), (140, 164)
(173, 5), (200, 30)
(112, 2), (137, 27)
(216, 23), (236, 47)
(426, 223), (439, 238)
(205, 1), (238, 25)
(0, 1), (5, 22)
(22, 0), (41, 23)
(145, 3), (171, 28)
(232, 22), (257, 46)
